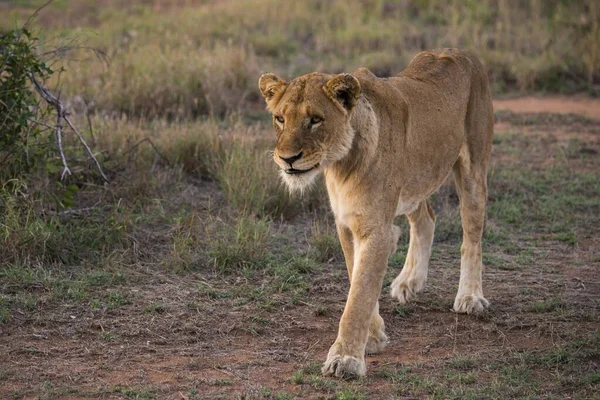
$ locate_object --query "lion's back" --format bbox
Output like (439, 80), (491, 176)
(399, 48), (484, 84)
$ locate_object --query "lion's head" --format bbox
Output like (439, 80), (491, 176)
(258, 72), (362, 191)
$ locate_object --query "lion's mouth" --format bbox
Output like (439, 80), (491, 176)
(285, 164), (319, 175)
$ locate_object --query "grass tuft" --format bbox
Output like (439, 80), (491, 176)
(207, 216), (271, 271)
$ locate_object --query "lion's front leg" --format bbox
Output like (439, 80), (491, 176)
(337, 223), (388, 356)
(322, 228), (390, 378)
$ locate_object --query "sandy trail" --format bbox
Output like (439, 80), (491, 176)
(493, 96), (600, 119)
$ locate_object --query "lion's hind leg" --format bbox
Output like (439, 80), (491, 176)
(364, 224), (401, 354)
(364, 225), (401, 354)
(391, 201), (435, 304)
(452, 152), (490, 314)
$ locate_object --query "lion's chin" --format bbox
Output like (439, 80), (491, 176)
(280, 167), (321, 193)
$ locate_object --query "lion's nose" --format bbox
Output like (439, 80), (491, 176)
(279, 151), (303, 166)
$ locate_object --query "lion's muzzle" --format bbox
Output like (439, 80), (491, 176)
(279, 151), (303, 166)
(285, 164), (319, 175)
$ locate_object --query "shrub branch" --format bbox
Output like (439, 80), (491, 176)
(29, 73), (109, 183)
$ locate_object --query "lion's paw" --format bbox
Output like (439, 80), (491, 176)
(321, 343), (366, 379)
(453, 293), (489, 314)
(365, 328), (388, 355)
(391, 275), (425, 304)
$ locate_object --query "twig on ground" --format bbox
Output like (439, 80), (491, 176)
(302, 339), (320, 363)
(452, 313), (458, 354)
(57, 206), (99, 216)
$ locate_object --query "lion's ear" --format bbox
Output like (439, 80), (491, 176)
(258, 73), (287, 110)
(323, 74), (361, 113)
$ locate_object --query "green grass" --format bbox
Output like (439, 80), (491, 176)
(336, 387), (366, 400)
(111, 386), (156, 399)
(291, 370), (305, 385)
(0, 262), (139, 323)
(487, 151), (600, 237)
(0, 195), (129, 266)
(448, 356), (477, 371)
(530, 297), (567, 313)
(143, 302), (167, 313)
(367, 337), (600, 399)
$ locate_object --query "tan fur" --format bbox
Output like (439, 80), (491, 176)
(258, 49), (494, 378)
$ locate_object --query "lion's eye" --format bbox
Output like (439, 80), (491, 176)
(310, 116), (323, 126)
(275, 116), (284, 124)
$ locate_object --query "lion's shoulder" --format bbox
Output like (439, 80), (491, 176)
(353, 67), (377, 80)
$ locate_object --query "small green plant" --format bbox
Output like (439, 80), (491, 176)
(309, 376), (336, 391)
(336, 386), (366, 400)
(207, 216), (271, 271)
(530, 298), (566, 313)
(393, 304), (416, 318)
(288, 256), (319, 274)
(111, 386), (156, 399)
(106, 290), (129, 309)
(143, 302), (167, 314)
(315, 303), (327, 316)
(375, 365), (410, 383)
(164, 213), (200, 272)
(100, 332), (117, 342)
(553, 231), (578, 246)
(448, 356), (477, 371)
(291, 370), (304, 384)
(218, 141), (296, 217)
(310, 223), (342, 262)
(0, 296), (10, 323)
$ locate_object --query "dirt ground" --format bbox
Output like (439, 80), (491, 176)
(1, 96), (599, 399)
(493, 96), (600, 120)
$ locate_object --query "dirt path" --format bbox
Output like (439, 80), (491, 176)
(494, 96), (600, 120)
(1, 96), (599, 399)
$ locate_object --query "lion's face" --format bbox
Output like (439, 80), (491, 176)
(258, 72), (362, 191)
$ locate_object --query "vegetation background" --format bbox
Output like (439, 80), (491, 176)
(0, 1), (599, 399)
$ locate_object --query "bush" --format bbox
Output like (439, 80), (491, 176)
(0, 28), (54, 180)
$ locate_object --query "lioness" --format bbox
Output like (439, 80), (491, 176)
(258, 48), (493, 378)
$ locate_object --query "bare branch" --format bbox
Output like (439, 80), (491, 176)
(28, 73), (109, 183)
(55, 101), (71, 180)
(84, 98), (96, 146)
(24, 0), (55, 29)
(64, 115), (109, 182)
(28, 73), (70, 179)
(42, 45), (109, 67)
(123, 138), (170, 164)
(24, 116), (56, 130)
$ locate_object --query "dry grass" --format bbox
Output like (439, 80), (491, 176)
(3, 0), (598, 120)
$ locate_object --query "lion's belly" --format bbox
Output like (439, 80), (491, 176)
(394, 161), (456, 217)
(395, 199), (419, 216)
